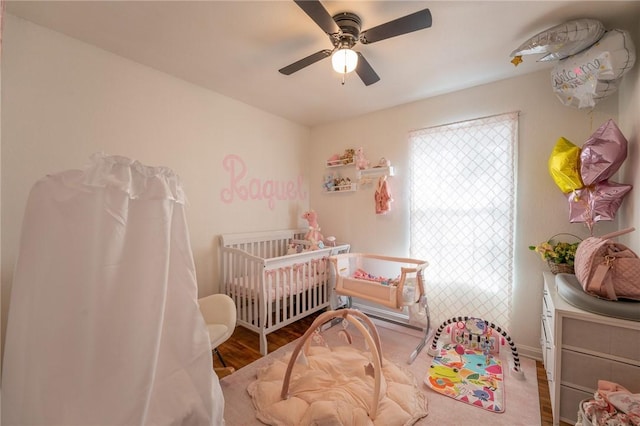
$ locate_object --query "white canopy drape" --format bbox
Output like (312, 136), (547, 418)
(2, 153), (224, 425)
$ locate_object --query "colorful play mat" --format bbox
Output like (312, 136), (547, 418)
(425, 344), (505, 412)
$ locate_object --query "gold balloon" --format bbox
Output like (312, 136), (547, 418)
(548, 137), (583, 193)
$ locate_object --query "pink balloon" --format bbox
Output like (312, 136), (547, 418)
(580, 119), (628, 186)
(568, 181), (633, 231)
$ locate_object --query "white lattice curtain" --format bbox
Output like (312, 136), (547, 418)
(409, 112), (518, 330)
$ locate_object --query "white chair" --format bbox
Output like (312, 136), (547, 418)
(198, 294), (237, 371)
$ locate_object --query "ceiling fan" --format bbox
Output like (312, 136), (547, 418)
(279, 0), (432, 86)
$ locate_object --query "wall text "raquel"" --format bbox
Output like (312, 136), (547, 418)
(220, 154), (306, 210)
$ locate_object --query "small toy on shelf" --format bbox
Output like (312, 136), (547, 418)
(322, 174), (335, 192)
(376, 157), (391, 167)
(326, 153), (341, 167)
(340, 148), (355, 165)
(355, 147), (370, 170)
(336, 177), (352, 190)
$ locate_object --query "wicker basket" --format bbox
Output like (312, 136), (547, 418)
(544, 233), (581, 275)
(547, 260), (575, 275)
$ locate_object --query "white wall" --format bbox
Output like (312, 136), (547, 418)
(1, 15), (311, 355)
(307, 69), (622, 356)
(618, 15), (640, 248)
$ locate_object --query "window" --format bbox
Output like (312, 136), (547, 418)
(409, 112), (518, 329)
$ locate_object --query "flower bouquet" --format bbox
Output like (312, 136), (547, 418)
(529, 233), (581, 275)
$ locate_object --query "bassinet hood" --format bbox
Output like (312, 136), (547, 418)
(2, 153), (220, 425)
(67, 152), (187, 203)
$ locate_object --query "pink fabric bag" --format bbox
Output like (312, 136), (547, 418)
(575, 227), (640, 301)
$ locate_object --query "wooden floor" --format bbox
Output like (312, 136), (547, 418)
(216, 311), (572, 426)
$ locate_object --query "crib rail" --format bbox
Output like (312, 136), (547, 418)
(264, 252), (330, 328)
(220, 229), (307, 259)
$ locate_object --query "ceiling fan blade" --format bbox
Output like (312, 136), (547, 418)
(360, 8), (432, 44)
(279, 49), (333, 75)
(355, 52), (380, 86)
(294, 0), (340, 35)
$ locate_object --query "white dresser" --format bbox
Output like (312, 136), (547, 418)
(541, 272), (640, 425)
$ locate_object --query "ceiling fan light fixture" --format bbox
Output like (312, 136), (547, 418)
(331, 48), (358, 74)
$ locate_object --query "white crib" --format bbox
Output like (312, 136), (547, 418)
(220, 229), (350, 355)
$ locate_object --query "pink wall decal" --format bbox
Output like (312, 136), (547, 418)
(220, 154), (306, 210)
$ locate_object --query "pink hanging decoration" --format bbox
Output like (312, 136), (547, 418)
(375, 176), (392, 214)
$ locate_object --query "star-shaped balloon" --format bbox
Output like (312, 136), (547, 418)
(567, 181), (632, 233)
(580, 119), (628, 186)
(548, 137), (583, 193)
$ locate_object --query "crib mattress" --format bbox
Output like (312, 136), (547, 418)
(227, 274), (326, 303)
(336, 276), (418, 309)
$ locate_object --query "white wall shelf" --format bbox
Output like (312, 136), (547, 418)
(324, 155), (393, 193)
(324, 183), (357, 193)
(326, 160), (354, 168)
(356, 166), (394, 180)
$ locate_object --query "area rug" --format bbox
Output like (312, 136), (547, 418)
(220, 318), (540, 425)
(426, 344), (504, 412)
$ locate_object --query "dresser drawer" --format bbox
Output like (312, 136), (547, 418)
(563, 318), (640, 362)
(560, 349), (640, 392)
(560, 384), (591, 424)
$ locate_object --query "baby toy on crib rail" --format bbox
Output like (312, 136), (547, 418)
(302, 210), (324, 249)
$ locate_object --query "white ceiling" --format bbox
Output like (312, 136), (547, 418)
(7, 1), (640, 127)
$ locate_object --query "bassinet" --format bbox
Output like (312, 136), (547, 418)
(329, 253), (431, 363)
(220, 229), (350, 355)
(329, 253), (428, 309)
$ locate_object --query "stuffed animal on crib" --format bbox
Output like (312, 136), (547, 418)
(287, 242), (304, 255)
(302, 210), (324, 248)
(355, 147), (370, 170)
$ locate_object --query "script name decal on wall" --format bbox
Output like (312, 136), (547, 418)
(220, 154), (306, 210)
